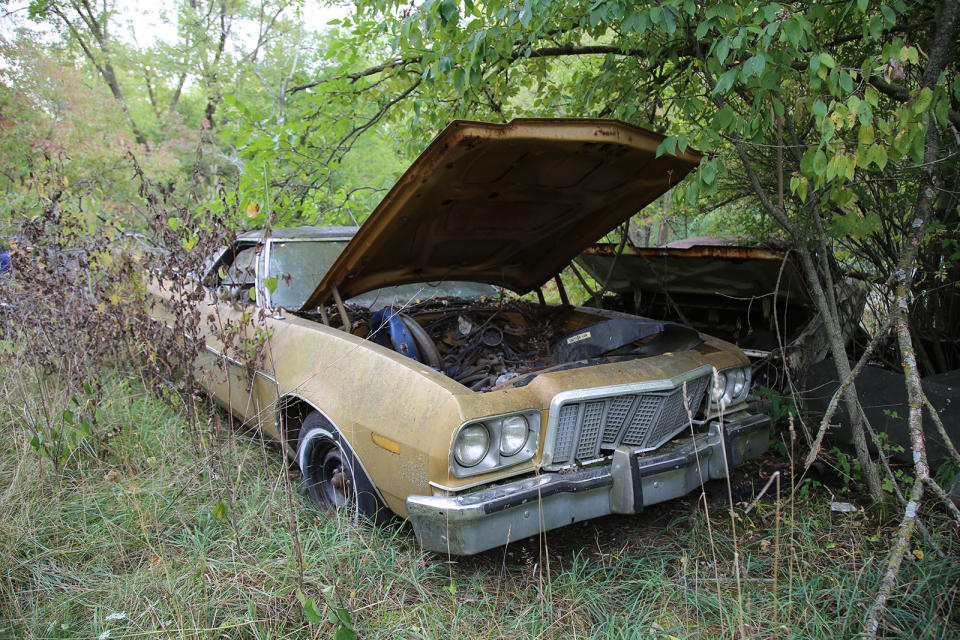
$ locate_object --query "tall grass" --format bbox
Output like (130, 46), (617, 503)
(1, 367), (957, 639)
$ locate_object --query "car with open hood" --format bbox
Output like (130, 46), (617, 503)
(149, 119), (770, 555)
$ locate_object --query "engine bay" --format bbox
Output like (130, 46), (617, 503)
(303, 297), (703, 392)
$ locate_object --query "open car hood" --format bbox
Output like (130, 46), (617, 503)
(302, 118), (700, 311)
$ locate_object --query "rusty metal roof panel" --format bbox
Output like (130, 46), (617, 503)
(581, 242), (790, 261)
(237, 226), (359, 242)
(577, 242), (810, 305)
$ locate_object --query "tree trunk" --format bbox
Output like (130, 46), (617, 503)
(51, 3), (148, 146)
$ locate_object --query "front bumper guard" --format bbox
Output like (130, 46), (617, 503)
(406, 413), (769, 555)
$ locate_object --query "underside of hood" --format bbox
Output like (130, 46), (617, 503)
(302, 118), (700, 311)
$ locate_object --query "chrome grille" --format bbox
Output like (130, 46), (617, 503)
(621, 395), (665, 445)
(553, 404), (580, 464)
(576, 401), (606, 459)
(602, 396), (635, 444)
(547, 374), (711, 467)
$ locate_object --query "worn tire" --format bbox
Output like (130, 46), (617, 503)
(296, 411), (391, 525)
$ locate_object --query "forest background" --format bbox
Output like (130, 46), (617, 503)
(1, 0), (958, 638)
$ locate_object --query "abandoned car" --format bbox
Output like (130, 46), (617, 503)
(150, 119), (770, 555)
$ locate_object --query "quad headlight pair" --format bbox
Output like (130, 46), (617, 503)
(710, 366), (751, 408)
(455, 415), (528, 465)
(451, 410), (540, 477)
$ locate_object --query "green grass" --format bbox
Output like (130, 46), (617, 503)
(1, 368), (957, 639)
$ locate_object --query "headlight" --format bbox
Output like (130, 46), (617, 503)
(710, 371), (728, 402)
(728, 368), (748, 398)
(450, 411), (540, 478)
(499, 415), (529, 456)
(454, 423), (490, 467)
(711, 366), (751, 407)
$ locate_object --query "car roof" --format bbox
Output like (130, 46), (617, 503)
(236, 226), (359, 242)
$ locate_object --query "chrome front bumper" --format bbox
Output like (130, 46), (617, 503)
(406, 414), (769, 555)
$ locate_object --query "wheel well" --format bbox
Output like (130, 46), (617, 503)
(278, 395), (315, 454)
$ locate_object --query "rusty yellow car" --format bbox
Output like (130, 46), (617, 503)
(152, 119), (769, 555)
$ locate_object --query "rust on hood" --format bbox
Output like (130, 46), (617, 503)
(302, 118), (700, 310)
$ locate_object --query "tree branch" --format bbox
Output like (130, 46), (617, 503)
(870, 78), (960, 130)
(803, 314), (894, 468)
(863, 2), (960, 633)
(288, 57), (424, 93)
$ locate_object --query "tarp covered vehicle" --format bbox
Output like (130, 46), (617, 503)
(150, 119), (769, 555)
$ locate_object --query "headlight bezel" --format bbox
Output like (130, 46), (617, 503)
(710, 365), (751, 408)
(450, 410), (540, 478)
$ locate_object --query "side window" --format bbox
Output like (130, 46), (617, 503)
(267, 239), (348, 309)
(216, 245), (261, 305)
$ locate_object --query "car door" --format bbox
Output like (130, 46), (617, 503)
(199, 242), (280, 436)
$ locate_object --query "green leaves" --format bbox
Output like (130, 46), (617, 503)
(438, 0), (459, 26)
(660, 6), (677, 35)
(790, 175), (809, 203)
(297, 589), (357, 640)
(867, 144), (888, 170)
(857, 100), (873, 126)
(27, 0), (55, 19)
(298, 592), (326, 624)
(622, 9), (651, 34)
(818, 52), (837, 69)
(716, 38), (731, 64)
(825, 153), (855, 182)
(712, 105), (735, 131)
(212, 500), (229, 521)
(741, 54), (765, 80)
(330, 609), (356, 640)
(912, 87), (933, 114)
(701, 162), (716, 185)
(656, 136), (678, 158)
(713, 68), (738, 96)
(812, 99), (828, 119)
(781, 16), (805, 45)
(655, 134), (688, 158)
(812, 150), (828, 177)
(880, 4), (897, 26)
(800, 149), (828, 179)
(839, 70), (854, 93)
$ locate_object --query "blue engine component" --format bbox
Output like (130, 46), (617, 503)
(368, 307), (421, 362)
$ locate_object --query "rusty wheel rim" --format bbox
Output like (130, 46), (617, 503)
(318, 447), (352, 508)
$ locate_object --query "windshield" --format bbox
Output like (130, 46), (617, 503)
(349, 281), (499, 311)
(267, 238), (499, 309)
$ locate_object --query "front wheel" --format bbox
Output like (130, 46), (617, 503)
(296, 411), (391, 524)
